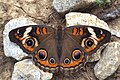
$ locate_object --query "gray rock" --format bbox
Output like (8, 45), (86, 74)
(100, 7), (120, 21)
(53, 0), (96, 13)
(108, 17), (120, 38)
(3, 18), (37, 60)
(66, 12), (110, 31)
(11, 59), (53, 80)
(94, 41), (120, 80)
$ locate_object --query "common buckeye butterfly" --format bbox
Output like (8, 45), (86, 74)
(9, 25), (111, 74)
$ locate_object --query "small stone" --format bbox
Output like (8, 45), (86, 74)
(53, 0), (96, 13)
(101, 8), (120, 21)
(11, 59), (53, 80)
(66, 12), (110, 31)
(108, 18), (120, 38)
(94, 41), (120, 80)
(3, 18), (37, 60)
(24, 0), (36, 3)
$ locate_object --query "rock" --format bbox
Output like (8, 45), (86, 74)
(108, 17), (120, 38)
(87, 44), (106, 62)
(90, 2), (120, 21)
(3, 18), (37, 60)
(100, 6), (120, 21)
(0, 56), (16, 80)
(11, 59), (53, 80)
(94, 41), (120, 80)
(53, 0), (96, 13)
(65, 12), (110, 31)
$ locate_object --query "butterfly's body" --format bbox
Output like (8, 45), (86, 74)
(9, 25), (111, 74)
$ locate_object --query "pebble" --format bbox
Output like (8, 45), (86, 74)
(11, 59), (53, 80)
(66, 12), (110, 31)
(94, 42), (120, 80)
(53, 0), (96, 13)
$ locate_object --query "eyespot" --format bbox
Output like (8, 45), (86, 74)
(49, 58), (56, 64)
(25, 38), (35, 47)
(97, 34), (102, 38)
(17, 29), (22, 37)
(72, 50), (81, 60)
(85, 38), (94, 48)
(96, 30), (103, 38)
(64, 58), (70, 65)
(38, 49), (47, 60)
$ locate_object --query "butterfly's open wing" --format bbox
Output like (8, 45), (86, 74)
(9, 25), (54, 53)
(59, 25), (111, 73)
(65, 25), (111, 54)
(9, 25), (59, 73)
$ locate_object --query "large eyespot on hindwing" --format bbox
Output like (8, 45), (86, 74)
(81, 37), (98, 53)
(37, 49), (47, 60)
(34, 49), (58, 69)
(72, 50), (82, 61)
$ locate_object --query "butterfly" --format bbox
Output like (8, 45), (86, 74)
(9, 25), (111, 74)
